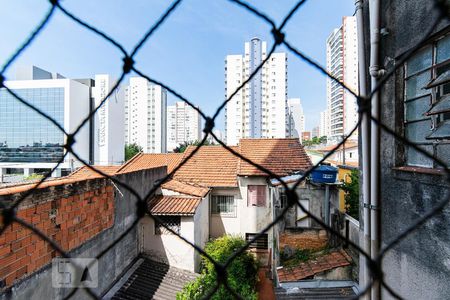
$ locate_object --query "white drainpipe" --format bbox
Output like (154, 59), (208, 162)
(369, 0), (384, 298)
(355, 0), (371, 299)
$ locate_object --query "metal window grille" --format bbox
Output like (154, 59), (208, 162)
(155, 216), (181, 235)
(0, 1), (448, 299)
(211, 195), (236, 216)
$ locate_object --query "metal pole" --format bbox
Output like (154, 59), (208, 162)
(342, 135), (346, 165)
(355, 0), (372, 298)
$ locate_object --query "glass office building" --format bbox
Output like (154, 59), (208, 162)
(0, 88), (65, 163)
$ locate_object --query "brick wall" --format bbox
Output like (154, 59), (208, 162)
(279, 229), (328, 251)
(0, 179), (114, 287)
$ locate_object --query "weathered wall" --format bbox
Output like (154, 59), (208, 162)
(279, 228), (328, 251)
(140, 215), (196, 272)
(0, 166), (166, 300)
(209, 187), (241, 238)
(371, 1), (450, 298)
(0, 179), (114, 288)
(193, 195), (209, 272)
(280, 181), (339, 229)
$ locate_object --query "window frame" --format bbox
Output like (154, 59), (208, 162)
(403, 32), (450, 168)
(247, 185), (267, 207)
(211, 195), (236, 217)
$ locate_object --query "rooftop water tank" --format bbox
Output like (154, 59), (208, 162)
(311, 165), (338, 184)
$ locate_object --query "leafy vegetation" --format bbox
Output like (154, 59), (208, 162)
(340, 169), (360, 220)
(124, 143), (143, 161)
(302, 136), (327, 147)
(280, 248), (312, 267)
(24, 173), (44, 181)
(177, 235), (258, 300)
(173, 139), (214, 153)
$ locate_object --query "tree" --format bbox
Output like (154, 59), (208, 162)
(173, 140), (214, 153)
(302, 136), (327, 147)
(177, 235), (258, 300)
(340, 169), (359, 220)
(124, 143), (143, 161)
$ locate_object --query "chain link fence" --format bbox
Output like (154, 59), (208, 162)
(0, 0), (449, 299)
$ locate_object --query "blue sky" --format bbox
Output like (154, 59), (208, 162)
(0, 0), (354, 131)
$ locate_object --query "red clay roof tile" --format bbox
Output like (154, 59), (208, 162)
(148, 195), (201, 216)
(238, 138), (312, 176)
(161, 179), (210, 197)
(277, 249), (352, 282)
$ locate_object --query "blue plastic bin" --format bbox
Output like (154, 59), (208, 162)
(311, 165), (338, 183)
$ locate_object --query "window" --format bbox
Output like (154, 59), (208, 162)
(155, 216), (180, 235)
(247, 185), (266, 207)
(276, 189), (288, 209)
(211, 195), (236, 215)
(245, 233), (268, 249)
(404, 33), (450, 168)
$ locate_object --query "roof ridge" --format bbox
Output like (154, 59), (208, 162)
(116, 152), (143, 173)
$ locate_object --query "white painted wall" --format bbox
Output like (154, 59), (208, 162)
(140, 215), (196, 272)
(140, 196), (208, 273)
(93, 74), (125, 165)
(328, 146), (358, 164)
(193, 195), (209, 271)
(209, 178), (274, 248)
(210, 187), (242, 238)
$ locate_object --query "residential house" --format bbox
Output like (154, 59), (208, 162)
(316, 141), (359, 167)
(115, 138), (313, 272)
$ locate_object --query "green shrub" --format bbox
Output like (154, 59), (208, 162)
(340, 169), (359, 220)
(24, 173), (44, 181)
(177, 235), (258, 300)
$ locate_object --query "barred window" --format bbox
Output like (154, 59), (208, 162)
(211, 195), (235, 215)
(247, 185), (266, 207)
(404, 33), (450, 168)
(155, 216), (180, 235)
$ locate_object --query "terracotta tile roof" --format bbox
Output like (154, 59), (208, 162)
(68, 165), (120, 179)
(326, 159), (359, 168)
(316, 141), (358, 152)
(117, 153), (184, 174)
(161, 179), (210, 197)
(238, 138), (312, 176)
(172, 146), (239, 187)
(277, 249), (352, 282)
(148, 195), (201, 216)
(0, 165), (119, 196)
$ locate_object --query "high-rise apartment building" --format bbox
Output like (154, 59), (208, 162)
(93, 74), (125, 165)
(124, 77), (167, 153)
(326, 16), (359, 143)
(167, 101), (202, 151)
(319, 109), (330, 137)
(225, 38), (288, 145)
(287, 98), (305, 140)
